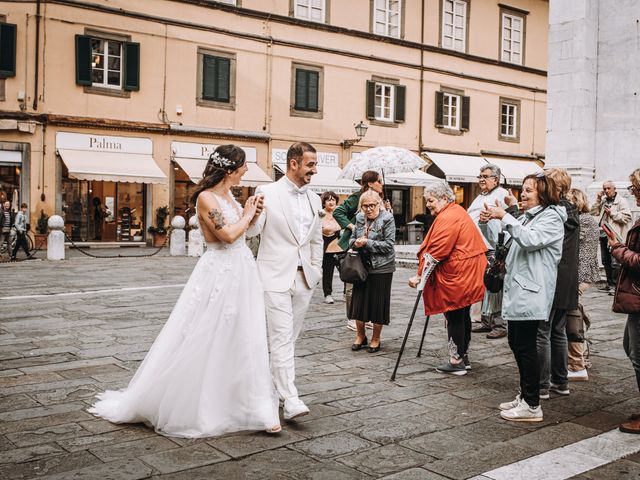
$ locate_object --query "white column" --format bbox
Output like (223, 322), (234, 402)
(47, 215), (65, 261)
(170, 216), (186, 256)
(188, 216), (204, 257)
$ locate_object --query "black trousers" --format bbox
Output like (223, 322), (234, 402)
(322, 252), (338, 297)
(508, 320), (540, 407)
(12, 232), (30, 258)
(599, 235), (616, 286)
(444, 306), (472, 359)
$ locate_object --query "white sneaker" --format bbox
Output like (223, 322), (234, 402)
(500, 399), (543, 422)
(568, 369), (588, 382)
(347, 319), (357, 331)
(499, 394), (521, 411)
(283, 398), (309, 421)
(324, 295), (334, 304)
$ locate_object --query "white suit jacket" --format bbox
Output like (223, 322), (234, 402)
(247, 178), (323, 292)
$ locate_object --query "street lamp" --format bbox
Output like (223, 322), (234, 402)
(341, 121), (368, 148)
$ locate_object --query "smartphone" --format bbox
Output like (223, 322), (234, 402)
(602, 221), (623, 243)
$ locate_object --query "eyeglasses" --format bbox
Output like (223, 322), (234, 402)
(477, 174), (497, 179)
(362, 203), (379, 210)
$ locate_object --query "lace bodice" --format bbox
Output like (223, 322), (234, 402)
(197, 192), (245, 250)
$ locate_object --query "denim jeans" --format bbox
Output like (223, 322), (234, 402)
(537, 308), (568, 389)
(508, 320), (540, 407)
(623, 313), (640, 392)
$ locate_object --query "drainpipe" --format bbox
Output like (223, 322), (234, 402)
(418, 0), (425, 152)
(33, 0), (41, 110)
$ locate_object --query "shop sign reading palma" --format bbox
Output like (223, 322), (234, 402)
(56, 132), (153, 155)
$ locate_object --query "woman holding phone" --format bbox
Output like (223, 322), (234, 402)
(604, 168), (640, 434)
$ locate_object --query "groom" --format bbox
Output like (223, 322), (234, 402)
(247, 142), (323, 420)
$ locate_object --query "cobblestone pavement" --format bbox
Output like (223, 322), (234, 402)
(1, 253), (639, 479)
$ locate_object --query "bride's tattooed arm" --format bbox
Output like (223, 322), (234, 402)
(208, 209), (226, 230)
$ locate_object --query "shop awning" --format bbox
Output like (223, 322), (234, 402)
(174, 157), (272, 187)
(423, 151), (488, 183)
(0, 150), (21, 166)
(483, 157), (543, 185)
(386, 170), (440, 187)
(57, 149), (167, 184)
(273, 161), (359, 195)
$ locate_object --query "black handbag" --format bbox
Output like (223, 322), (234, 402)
(483, 231), (510, 293)
(336, 250), (368, 284)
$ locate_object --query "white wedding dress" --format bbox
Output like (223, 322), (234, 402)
(89, 193), (279, 438)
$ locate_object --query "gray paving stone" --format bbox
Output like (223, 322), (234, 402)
(57, 426), (157, 452)
(0, 443), (65, 464)
(0, 393), (42, 412)
(0, 450), (103, 480)
(292, 432), (378, 459)
(356, 416), (449, 445)
(336, 444), (434, 476)
(139, 442), (229, 474)
(379, 468), (450, 480)
(207, 429), (306, 459)
(288, 460), (371, 479)
(39, 457), (154, 480)
(0, 410), (94, 435)
(6, 422), (91, 448)
(89, 435), (179, 462)
(0, 402), (87, 422)
(400, 430), (476, 459)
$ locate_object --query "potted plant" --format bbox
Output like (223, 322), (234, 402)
(147, 206), (169, 247)
(34, 210), (49, 249)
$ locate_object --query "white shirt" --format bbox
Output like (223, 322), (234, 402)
(284, 176), (315, 245)
(468, 186), (509, 249)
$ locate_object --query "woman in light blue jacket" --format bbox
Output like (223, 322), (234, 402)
(480, 173), (566, 423)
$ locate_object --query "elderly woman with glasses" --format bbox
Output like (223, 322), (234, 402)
(348, 189), (396, 353)
(408, 181), (488, 375)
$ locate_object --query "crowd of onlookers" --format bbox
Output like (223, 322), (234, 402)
(322, 164), (640, 434)
(0, 200), (32, 260)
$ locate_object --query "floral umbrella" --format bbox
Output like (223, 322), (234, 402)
(338, 146), (427, 181)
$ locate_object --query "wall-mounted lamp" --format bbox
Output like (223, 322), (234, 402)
(341, 121), (368, 149)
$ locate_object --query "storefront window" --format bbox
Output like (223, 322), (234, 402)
(62, 173), (146, 242)
(0, 164), (21, 206)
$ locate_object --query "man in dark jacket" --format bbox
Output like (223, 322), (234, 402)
(0, 201), (15, 257)
(537, 169), (580, 398)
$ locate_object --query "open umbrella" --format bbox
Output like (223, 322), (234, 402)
(339, 146), (426, 180)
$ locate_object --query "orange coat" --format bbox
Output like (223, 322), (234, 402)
(417, 203), (487, 315)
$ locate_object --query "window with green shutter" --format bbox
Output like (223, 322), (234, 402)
(366, 78), (405, 125)
(294, 69), (319, 112)
(202, 55), (231, 103)
(0, 22), (17, 78)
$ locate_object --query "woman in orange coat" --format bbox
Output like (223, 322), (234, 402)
(409, 181), (487, 375)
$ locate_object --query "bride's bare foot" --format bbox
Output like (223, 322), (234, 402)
(265, 424), (282, 434)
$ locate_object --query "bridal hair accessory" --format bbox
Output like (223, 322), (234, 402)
(210, 152), (234, 169)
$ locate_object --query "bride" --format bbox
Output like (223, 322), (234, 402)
(89, 144), (281, 437)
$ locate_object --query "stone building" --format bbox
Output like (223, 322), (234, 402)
(0, 0), (547, 245)
(545, 0), (639, 215)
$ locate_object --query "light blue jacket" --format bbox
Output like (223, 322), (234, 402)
(349, 209), (396, 270)
(480, 205), (566, 321)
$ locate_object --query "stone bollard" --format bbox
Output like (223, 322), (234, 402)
(188, 216), (204, 257)
(47, 215), (65, 261)
(170, 215), (186, 256)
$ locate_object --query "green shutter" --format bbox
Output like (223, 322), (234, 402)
(461, 95), (470, 130)
(366, 80), (376, 119)
(394, 85), (406, 122)
(307, 71), (319, 112)
(216, 57), (230, 102)
(75, 35), (92, 86)
(0, 22), (17, 78)
(294, 69), (307, 110)
(435, 91), (444, 127)
(123, 42), (140, 91)
(202, 55), (216, 100)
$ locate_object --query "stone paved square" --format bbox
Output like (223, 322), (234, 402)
(0, 253), (639, 479)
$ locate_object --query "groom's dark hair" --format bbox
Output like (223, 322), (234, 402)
(287, 142), (316, 170)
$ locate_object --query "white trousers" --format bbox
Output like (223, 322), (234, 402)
(264, 270), (314, 401)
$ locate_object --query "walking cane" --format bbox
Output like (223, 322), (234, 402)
(390, 266), (429, 381)
(416, 315), (430, 358)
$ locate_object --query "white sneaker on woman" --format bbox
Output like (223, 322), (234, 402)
(499, 394), (521, 411)
(500, 399), (543, 422)
(568, 369), (588, 381)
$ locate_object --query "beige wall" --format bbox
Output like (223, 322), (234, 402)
(0, 0), (548, 226)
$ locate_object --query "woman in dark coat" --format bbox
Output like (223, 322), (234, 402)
(537, 168), (580, 398)
(605, 168), (640, 434)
